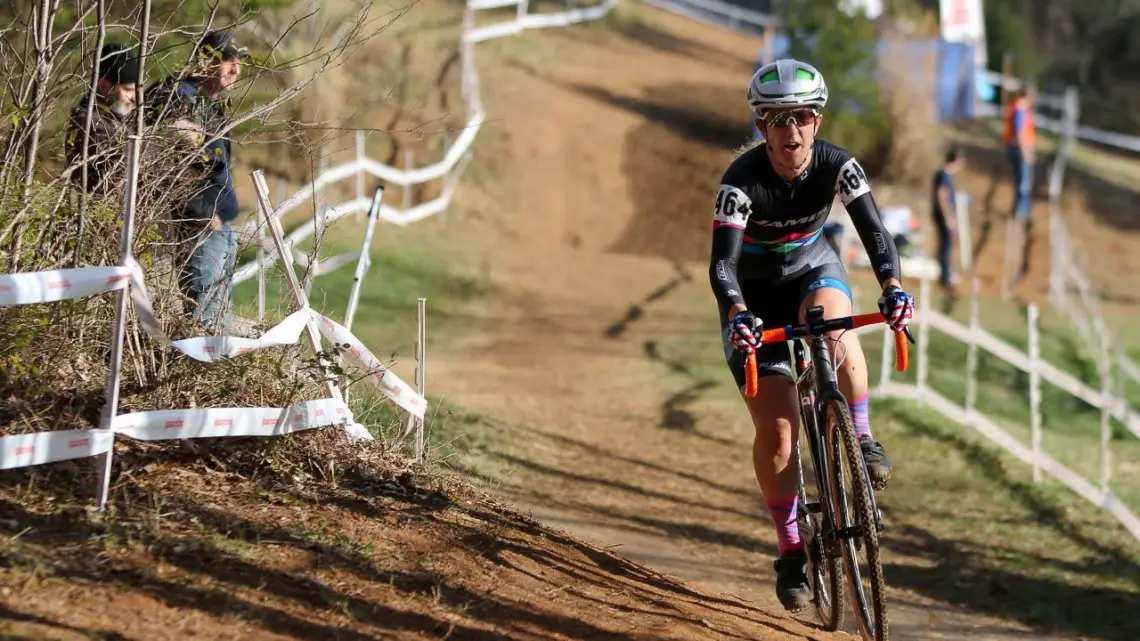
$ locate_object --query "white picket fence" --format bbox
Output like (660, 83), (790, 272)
(1029, 86), (1140, 416)
(638, 0), (775, 35)
(1, 0), (621, 512)
(978, 71), (1140, 155)
(929, 78), (1140, 541)
(231, 0), (620, 295)
(859, 276), (1140, 543)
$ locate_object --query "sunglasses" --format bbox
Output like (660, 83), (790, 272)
(760, 108), (821, 128)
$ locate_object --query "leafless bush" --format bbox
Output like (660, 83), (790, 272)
(0, 0), (412, 441)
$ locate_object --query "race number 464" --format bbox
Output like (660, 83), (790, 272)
(836, 158), (870, 205)
(713, 185), (752, 228)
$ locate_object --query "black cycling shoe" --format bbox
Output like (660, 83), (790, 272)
(773, 548), (812, 613)
(859, 436), (893, 491)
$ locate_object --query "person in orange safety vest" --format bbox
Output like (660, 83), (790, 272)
(1002, 86), (1036, 221)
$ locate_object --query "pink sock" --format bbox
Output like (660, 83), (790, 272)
(766, 496), (801, 554)
(850, 394), (872, 440)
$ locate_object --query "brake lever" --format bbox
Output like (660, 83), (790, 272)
(903, 326), (916, 345)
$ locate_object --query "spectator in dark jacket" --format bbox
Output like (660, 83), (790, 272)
(66, 43), (139, 193)
(931, 145), (965, 290)
(147, 29), (250, 331)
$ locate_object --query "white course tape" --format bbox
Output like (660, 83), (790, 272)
(125, 259), (427, 417)
(126, 260), (312, 362)
(0, 429), (114, 470)
(0, 265), (131, 306)
(0, 259), (424, 450)
(168, 309), (312, 361)
(112, 397), (349, 441)
(0, 398), (356, 471)
(312, 312), (427, 420)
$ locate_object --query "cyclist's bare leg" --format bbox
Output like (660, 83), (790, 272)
(742, 377), (799, 506)
(799, 286), (893, 488)
(742, 376), (812, 611)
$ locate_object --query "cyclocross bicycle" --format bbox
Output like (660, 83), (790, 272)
(744, 305), (912, 641)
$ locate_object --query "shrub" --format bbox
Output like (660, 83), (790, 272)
(0, 2), (398, 446)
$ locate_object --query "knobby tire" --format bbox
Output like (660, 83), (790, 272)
(824, 398), (889, 641)
(798, 417), (844, 631)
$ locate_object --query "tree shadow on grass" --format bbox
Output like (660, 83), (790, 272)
(888, 406), (1140, 640)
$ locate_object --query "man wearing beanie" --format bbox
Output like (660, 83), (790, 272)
(146, 29), (250, 331)
(66, 42), (139, 193)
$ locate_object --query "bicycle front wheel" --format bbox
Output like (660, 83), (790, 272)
(823, 398), (889, 641)
(797, 412), (844, 631)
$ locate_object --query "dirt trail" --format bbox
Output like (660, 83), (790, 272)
(0, 434), (829, 641)
(429, 3), (1075, 639)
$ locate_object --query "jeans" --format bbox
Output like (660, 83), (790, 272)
(181, 222), (237, 331)
(937, 225), (953, 286)
(1008, 144), (1033, 221)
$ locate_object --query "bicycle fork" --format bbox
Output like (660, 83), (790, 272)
(793, 340), (834, 561)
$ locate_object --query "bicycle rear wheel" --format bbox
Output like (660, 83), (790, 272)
(822, 398), (889, 641)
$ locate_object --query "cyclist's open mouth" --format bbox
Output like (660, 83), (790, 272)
(783, 142), (801, 152)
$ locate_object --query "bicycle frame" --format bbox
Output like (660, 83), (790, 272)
(742, 309), (910, 552)
(792, 307), (885, 548)
(793, 316), (847, 552)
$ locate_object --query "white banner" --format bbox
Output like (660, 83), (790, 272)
(841, 0), (882, 19)
(940, 0), (984, 43)
(311, 311), (427, 420)
(0, 265), (131, 306)
(112, 397), (349, 441)
(0, 429), (113, 470)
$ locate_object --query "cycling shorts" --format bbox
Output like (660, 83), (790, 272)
(719, 261), (851, 387)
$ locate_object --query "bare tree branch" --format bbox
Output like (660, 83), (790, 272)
(11, 0), (63, 271)
(76, 0), (108, 265)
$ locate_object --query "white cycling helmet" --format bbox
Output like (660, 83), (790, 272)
(747, 59), (829, 115)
